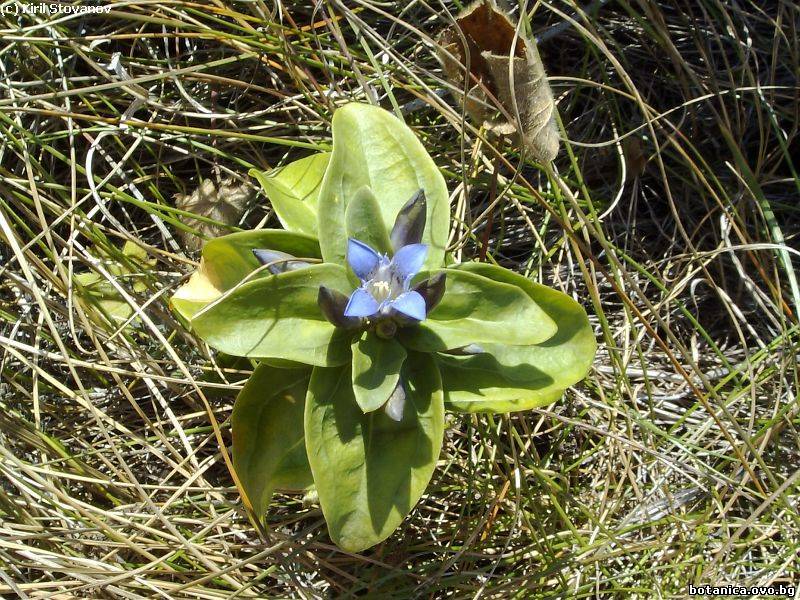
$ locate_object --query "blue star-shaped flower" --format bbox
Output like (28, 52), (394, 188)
(313, 189), (445, 332)
(343, 238), (428, 322)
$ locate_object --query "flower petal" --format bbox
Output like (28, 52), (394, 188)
(388, 290), (426, 321)
(343, 287), (380, 318)
(391, 243), (428, 281)
(347, 238), (381, 281)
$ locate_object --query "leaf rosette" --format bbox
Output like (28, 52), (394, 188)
(171, 103), (595, 552)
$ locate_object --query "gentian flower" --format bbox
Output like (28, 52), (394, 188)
(313, 189), (447, 336)
(343, 239), (428, 322)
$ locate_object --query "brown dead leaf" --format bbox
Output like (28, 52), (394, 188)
(623, 136), (647, 180)
(174, 178), (252, 252)
(578, 136), (648, 188)
(437, 0), (559, 162)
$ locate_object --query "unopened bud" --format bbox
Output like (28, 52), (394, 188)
(252, 249), (310, 274)
(444, 343), (485, 355)
(390, 189), (427, 252)
(384, 380), (406, 421)
(318, 286), (362, 329)
(413, 272), (446, 313)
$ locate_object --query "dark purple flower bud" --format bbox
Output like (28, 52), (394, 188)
(390, 189), (426, 252)
(413, 272), (446, 313)
(442, 343), (485, 355)
(252, 249), (310, 274)
(318, 286), (362, 329)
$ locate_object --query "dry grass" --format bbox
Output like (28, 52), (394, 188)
(1, 0), (798, 597)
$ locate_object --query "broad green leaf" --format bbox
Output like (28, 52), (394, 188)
(250, 152), (330, 236)
(260, 357), (309, 369)
(317, 103), (449, 269)
(351, 331), (407, 413)
(305, 352), (444, 552)
(345, 186), (392, 256)
(399, 268), (557, 352)
(191, 263), (355, 366)
(232, 364), (313, 517)
(438, 262), (596, 412)
(171, 230), (320, 321)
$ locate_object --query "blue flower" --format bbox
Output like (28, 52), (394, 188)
(343, 238), (428, 322)
(315, 189), (446, 332)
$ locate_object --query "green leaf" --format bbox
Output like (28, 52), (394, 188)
(305, 352), (444, 552)
(190, 263), (355, 366)
(351, 331), (407, 413)
(399, 268), (557, 352)
(171, 230), (320, 321)
(232, 364), (313, 517)
(345, 186), (392, 256)
(317, 103), (449, 270)
(250, 152), (330, 236)
(438, 262), (596, 413)
(75, 240), (155, 329)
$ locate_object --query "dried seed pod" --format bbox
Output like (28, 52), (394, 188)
(174, 178), (252, 251)
(437, 0), (560, 162)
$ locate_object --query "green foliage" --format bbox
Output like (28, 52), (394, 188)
(75, 241), (155, 329)
(351, 331), (407, 413)
(9, 3), (797, 594)
(171, 230), (321, 321)
(317, 103), (450, 269)
(399, 268), (557, 351)
(304, 353), (444, 552)
(250, 152), (330, 236)
(170, 102), (595, 552)
(438, 263), (596, 412)
(191, 264), (354, 366)
(345, 186), (392, 256)
(232, 364), (313, 516)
